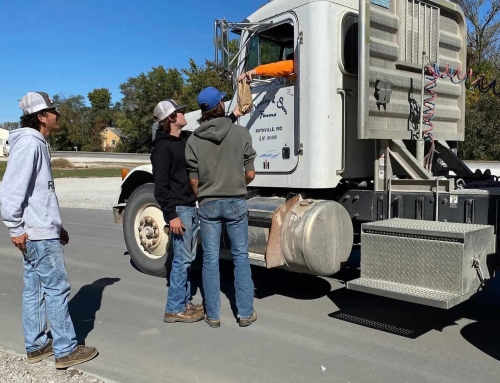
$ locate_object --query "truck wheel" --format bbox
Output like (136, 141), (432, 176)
(123, 183), (169, 277)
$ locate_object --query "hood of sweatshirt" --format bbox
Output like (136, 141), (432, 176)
(194, 117), (232, 144)
(9, 127), (47, 148)
(153, 130), (191, 146)
(9, 128), (51, 159)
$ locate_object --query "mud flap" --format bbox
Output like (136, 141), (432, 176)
(265, 194), (302, 268)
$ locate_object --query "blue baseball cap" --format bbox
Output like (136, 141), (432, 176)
(197, 87), (227, 112)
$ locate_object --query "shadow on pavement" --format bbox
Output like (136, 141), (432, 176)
(328, 268), (500, 361)
(69, 278), (121, 345)
(127, 241), (500, 361)
(216, 259), (332, 319)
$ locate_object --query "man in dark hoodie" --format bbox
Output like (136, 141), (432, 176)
(151, 98), (250, 324)
(185, 87), (257, 328)
(0, 92), (98, 369)
(151, 99), (205, 323)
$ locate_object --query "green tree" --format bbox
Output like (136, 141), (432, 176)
(180, 59), (235, 112)
(0, 122), (20, 130)
(86, 88), (114, 151)
(88, 88), (112, 112)
(51, 94), (90, 151)
(119, 66), (184, 152)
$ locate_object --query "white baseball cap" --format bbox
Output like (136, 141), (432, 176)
(19, 91), (57, 115)
(153, 99), (186, 121)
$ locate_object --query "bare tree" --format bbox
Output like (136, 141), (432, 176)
(456, 0), (500, 67)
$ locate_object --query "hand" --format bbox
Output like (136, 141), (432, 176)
(233, 103), (247, 118)
(60, 228), (69, 245)
(12, 233), (28, 253)
(238, 69), (256, 82)
(234, 102), (252, 117)
(169, 217), (185, 236)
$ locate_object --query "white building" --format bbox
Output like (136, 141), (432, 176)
(0, 128), (9, 157)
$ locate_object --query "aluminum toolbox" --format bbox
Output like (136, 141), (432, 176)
(347, 218), (495, 308)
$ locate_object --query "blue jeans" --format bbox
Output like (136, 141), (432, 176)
(23, 239), (78, 358)
(165, 206), (200, 314)
(199, 198), (254, 320)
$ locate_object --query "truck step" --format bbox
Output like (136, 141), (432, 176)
(347, 278), (463, 309)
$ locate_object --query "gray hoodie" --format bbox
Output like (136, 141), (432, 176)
(185, 117), (256, 204)
(0, 128), (62, 239)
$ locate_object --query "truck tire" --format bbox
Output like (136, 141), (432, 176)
(123, 183), (169, 277)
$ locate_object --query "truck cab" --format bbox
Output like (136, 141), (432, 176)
(114, 0), (500, 310)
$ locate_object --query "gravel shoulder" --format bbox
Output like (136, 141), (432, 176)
(0, 347), (111, 383)
(0, 177), (123, 212)
(54, 177), (122, 211)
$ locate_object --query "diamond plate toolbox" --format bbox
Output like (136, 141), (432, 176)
(360, 219), (495, 295)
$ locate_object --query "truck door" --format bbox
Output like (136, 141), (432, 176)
(237, 14), (299, 174)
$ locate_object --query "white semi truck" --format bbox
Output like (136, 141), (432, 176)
(113, 0), (500, 309)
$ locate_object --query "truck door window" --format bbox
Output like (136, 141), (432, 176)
(261, 39), (282, 65)
(342, 14), (358, 75)
(245, 22), (295, 80)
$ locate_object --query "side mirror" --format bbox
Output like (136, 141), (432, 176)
(214, 19), (230, 72)
(152, 121), (158, 141)
(231, 67), (238, 91)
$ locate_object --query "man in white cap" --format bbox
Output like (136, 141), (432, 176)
(151, 99), (205, 323)
(152, 97), (251, 323)
(0, 92), (98, 369)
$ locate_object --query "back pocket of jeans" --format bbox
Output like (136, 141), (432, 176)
(231, 200), (248, 217)
(199, 202), (216, 219)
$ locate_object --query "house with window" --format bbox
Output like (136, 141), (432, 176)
(101, 127), (127, 151)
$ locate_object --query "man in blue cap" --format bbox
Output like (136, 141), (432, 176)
(185, 87), (257, 328)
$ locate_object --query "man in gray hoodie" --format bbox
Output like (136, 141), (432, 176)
(0, 92), (98, 369)
(185, 86), (257, 328)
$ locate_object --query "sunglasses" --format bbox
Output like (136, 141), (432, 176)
(45, 108), (60, 116)
(169, 109), (186, 118)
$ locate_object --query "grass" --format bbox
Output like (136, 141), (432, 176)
(51, 158), (74, 168)
(0, 161), (123, 181)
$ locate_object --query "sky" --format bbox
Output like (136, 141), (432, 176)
(0, 0), (265, 123)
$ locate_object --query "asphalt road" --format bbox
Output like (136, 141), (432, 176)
(1, 208), (500, 383)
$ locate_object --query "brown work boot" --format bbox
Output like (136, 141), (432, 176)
(55, 345), (98, 369)
(186, 302), (204, 311)
(163, 307), (204, 323)
(27, 339), (54, 364)
(204, 315), (221, 328)
(239, 311), (257, 327)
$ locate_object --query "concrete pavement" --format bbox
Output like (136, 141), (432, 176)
(0, 208), (499, 383)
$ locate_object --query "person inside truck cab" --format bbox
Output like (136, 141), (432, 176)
(238, 52), (296, 82)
